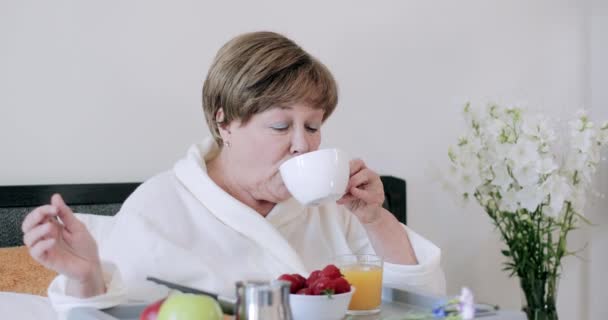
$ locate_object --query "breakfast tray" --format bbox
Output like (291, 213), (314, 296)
(67, 288), (525, 320)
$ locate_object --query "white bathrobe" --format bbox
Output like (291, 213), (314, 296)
(47, 138), (446, 316)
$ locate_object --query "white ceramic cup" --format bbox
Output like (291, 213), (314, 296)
(279, 148), (350, 206)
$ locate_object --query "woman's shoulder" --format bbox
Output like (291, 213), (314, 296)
(118, 170), (182, 214)
(99, 170), (198, 248)
(135, 170), (179, 194)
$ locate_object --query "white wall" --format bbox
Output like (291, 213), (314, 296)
(0, 0), (599, 318)
(589, 0), (608, 319)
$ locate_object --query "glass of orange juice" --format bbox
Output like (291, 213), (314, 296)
(335, 254), (383, 315)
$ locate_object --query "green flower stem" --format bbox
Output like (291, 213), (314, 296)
(475, 189), (567, 320)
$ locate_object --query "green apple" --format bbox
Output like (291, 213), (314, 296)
(157, 293), (222, 320)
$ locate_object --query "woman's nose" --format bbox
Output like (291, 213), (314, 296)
(289, 129), (312, 155)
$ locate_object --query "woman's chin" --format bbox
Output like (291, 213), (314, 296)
(272, 189), (292, 203)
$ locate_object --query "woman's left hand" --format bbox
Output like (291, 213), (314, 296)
(336, 159), (385, 224)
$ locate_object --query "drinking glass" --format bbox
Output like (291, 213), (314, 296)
(334, 254), (383, 315)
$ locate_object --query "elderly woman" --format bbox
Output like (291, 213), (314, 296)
(21, 31), (445, 315)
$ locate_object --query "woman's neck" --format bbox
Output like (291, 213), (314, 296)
(206, 152), (275, 217)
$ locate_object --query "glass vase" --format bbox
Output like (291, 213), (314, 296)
(522, 305), (558, 320)
(520, 276), (559, 320)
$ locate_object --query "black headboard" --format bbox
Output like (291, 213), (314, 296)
(380, 176), (407, 225)
(0, 183), (140, 208)
(0, 183), (140, 248)
(0, 176), (406, 247)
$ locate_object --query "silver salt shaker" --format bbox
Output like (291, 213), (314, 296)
(235, 280), (293, 320)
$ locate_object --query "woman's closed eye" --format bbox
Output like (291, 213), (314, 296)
(270, 123), (320, 133)
(270, 123), (290, 132)
(305, 124), (319, 133)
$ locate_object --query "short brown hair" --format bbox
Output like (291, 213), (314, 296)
(202, 31), (338, 145)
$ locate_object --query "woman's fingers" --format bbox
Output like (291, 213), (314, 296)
(346, 170), (370, 191)
(29, 238), (57, 263)
(21, 205), (58, 233)
(350, 186), (383, 205)
(339, 159), (385, 207)
(348, 159), (366, 176)
(337, 193), (356, 204)
(51, 194), (80, 231)
(23, 221), (57, 248)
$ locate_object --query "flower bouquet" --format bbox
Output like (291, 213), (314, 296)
(447, 103), (608, 320)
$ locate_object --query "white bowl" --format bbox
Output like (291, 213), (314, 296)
(289, 288), (355, 320)
(279, 148), (350, 206)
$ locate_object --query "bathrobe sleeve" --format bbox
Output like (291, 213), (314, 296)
(344, 213), (447, 296)
(47, 202), (171, 318)
(47, 262), (128, 318)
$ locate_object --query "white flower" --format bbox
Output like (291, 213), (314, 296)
(538, 157), (558, 175)
(499, 188), (519, 213)
(483, 118), (507, 142)
(511, 163), (540, 186)
(491, 162), (512, 190)
(507, 138), (539, 165)
(538, 119), (556, 143)
(476, 184), (496, 208)
(542, 175), (571, 218)
(460, 135), (484, 159)
(459, 166), (482, 197)
(449, 102), (606, 219)
(479, 164), (494, 182)
(516, 185), (547, 212)
(569, 111), (588, 132)
(565, 152), (587, 174)
(572, 128), (595, 153)
(522, 115), (555, 143)
(459, 287), (475, 320)
(494, 143), (511, 161)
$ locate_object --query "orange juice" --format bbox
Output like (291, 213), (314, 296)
(341, 264), (383, 311)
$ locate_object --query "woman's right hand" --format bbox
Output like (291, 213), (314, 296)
(21, 193), (106, 297)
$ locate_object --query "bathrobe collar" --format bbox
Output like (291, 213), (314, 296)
(174, 138), (308, 274)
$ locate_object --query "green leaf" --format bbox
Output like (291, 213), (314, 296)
(321, 288), (335, 298)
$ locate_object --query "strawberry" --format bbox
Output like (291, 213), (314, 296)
(278, 274), (304, 293)
(292, 274), (307, 290)
(311, 276), (335, 296)
(306, 270), (322, 287)
(320, 264), (342, 279)
(296, 287), (312, 295)
(331, 277), (351, 294)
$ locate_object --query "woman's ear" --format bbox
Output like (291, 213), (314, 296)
(215, 108), (231, 142)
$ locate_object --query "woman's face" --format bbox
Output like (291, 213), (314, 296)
(220, 103), (324, 203)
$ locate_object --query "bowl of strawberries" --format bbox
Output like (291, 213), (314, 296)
(278, 264), (354, 320)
